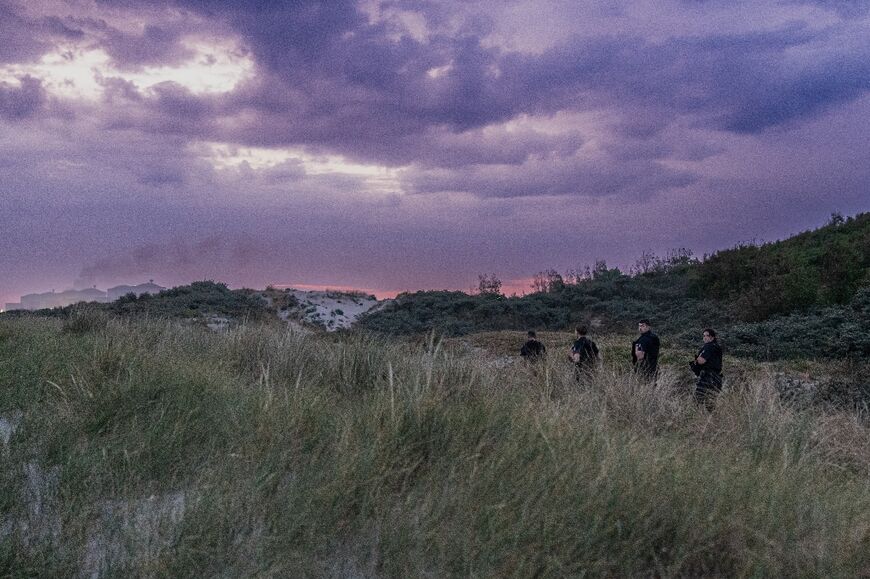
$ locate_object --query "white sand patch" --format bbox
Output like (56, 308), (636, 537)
(14, 462), (62, 548)
(206, 316), (231, 332)
(199, 288), (386, 332)
(0, 410), (23, 448)
(285, 290), (381, 331)
(82, 491), (191, 578)
(277, 313), (314, 335)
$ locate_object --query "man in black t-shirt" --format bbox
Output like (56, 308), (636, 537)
(631, 319), (660, 381)
(570, 326), (599, 382)
(520, 330), (546, 361)
(690, 328), (723, 410)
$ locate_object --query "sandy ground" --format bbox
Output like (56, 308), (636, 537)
(283, 290), (382, 331)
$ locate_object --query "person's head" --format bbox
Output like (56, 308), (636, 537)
(576, 326), (588, 336)
(527, 330), (537, 339)
(638, 319), (651, 333)
(703, 328), (716, 343)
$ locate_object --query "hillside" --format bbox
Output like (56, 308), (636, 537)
(4, 213), (867, 359)
(0, 282), (381, 333)
(689, 212), (870, 319)
(359, 213), (870, 359)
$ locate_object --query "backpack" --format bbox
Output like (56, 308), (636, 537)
(522, 340), (545, 358)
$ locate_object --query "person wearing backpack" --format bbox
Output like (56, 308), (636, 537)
(570, 326), (599, 382)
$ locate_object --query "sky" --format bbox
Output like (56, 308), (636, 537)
(1, 0), (868, 304)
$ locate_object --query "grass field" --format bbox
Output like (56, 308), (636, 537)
(1, 315), (869, 577)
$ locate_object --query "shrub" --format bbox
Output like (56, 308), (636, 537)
(61, 305), (110, 334)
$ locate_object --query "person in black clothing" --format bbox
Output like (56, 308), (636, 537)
(570, 326), (599, 382)
(520, 330), (546, 361)
(631, 319), (660, 381)
(690, 328), (723, 410)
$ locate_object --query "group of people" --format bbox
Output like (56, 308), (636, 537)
(519, 319), (724, 409)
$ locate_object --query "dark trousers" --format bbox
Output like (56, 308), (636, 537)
(634, 363), (658, 385)
(573, 363), (593, 383)
(694, 370), (723, 410)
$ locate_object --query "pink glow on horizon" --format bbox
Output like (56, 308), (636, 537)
(273, 278), (536, 300)
(272, 283), (403, 300)
(500, 278), (534, 297)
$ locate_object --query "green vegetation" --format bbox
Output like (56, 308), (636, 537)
(106, 281), (276, 321)
(2, 281), (276, 325)
(361, 213), (870, 359)
(2, 317), (870, 576)
(690, 212), (869, 317)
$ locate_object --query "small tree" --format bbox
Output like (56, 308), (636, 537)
(665, 248), (696, 268)
(631, 251), (660, 275)
(578, 260), (623, 282)
(477, 273), (503, 296)
(531, 269), (564, 293)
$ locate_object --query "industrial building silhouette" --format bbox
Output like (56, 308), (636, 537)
(4, 282), (165, 311)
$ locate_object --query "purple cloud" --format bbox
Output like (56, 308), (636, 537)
(0, 76), (47, 119)
(788, 0), (870, 18)
(101, 23), (194, 69)
(0, 1), (50, 63)
(74, 3), (865, 176)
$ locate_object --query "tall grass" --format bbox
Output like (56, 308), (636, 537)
(1, 317), (869, 577)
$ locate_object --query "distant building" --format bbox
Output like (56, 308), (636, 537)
(20, 291), (65, 310)
(9, 281), (165, 311)
(20, 288), (109, 310)
(107, 282), (165, 301)
(69, 288), (109, 304)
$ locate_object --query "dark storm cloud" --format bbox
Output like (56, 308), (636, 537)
(6, 0), (850, 235)
(100, 23), (194, 69)
(404, 154), (698, 199)
(0, 76), (47, 120)
(788, 0), (869, 18)
(0, 1), (57, 62)
(682, 0), (869, 18)
(40, 15), (86, 40)
(97, 0), (368, 71)
(495, 24), (870, 136)
(215, 2), (867, 140)
(95, 0), (517, 137)
(719, 52), (870, 133)
(404, 125), (585, 168)
(78, 0), (869, 180)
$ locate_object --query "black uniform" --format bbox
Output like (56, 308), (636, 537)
(631, 330), (660, 379)
(521, 339), (546, 361)
(571, 337), (599, 381)
(692, 340), (723, 409)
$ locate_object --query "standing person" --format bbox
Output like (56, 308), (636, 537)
(690, 328), (723, 410)
(631, 319), (660, 381)
(570, 326), (600, 381)
(520, 330), (546, 361)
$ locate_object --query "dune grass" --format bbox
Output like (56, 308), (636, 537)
(1, 316), (869, 577)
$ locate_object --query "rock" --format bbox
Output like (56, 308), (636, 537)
(19, 461), (62, 548)
(81, 490), (191, 578)
(773, 373), (820, 406)
(206, 316), (231, 331)
(0, 410), (23, 448)
(773, 372), (870, 408)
